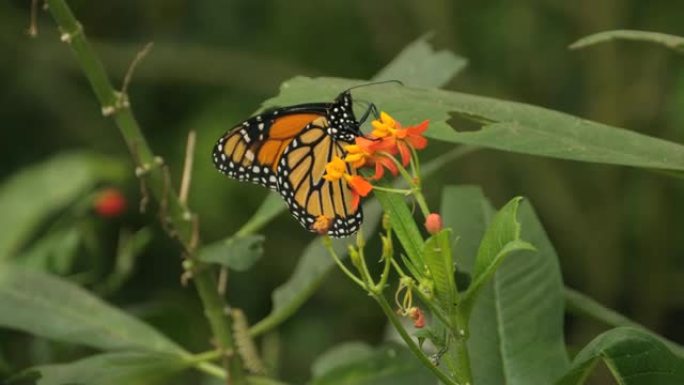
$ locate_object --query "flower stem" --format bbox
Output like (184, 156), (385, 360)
(44, 1), (245, 383)
(447, 311), (473, 385)
(372, 186), (413, 195)
(373, 294), (461, 385)
(378, 152), (431, 218)
(322, 237), (366, 288)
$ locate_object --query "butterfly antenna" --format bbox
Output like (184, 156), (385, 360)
(343, 79), (404, 93)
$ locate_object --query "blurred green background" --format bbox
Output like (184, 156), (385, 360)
(1, 0), (683, 383)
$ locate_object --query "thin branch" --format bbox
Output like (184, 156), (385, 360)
(122, 41), (154, 96)
(43, 1), (245, 383)
(179, 130), (197, 204)
(28, 0), (39, 37)
(218, 267), (229, 296)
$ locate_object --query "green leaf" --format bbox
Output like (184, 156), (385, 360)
(18, 351), (190, 385)
(310, 343), (434, 385)
(557, 327), (684, 385)
(569, 30), (684, 53)
(422, 229), (456, 309)
(266, 77), (684, 172)
(373, 35), (468, 87)
(440, 186), (569, 385)
(236, 192), (287, 236)
(97, 227), (152, 295)
(311, 342), (375, 378)
(440, 185), (494, 273)
(374, 190), (424, 270)
(0, 264), (185, 354)
(17, 226), (81, 274)
(199, 234), (265, 272)
(249, 199), (384, 337)
(0, 152), (126, 260)
(465, 197), (535, 306)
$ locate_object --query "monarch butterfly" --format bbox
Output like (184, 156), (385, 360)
(212, 89), (377, 237)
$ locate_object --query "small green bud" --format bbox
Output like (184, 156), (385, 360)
(382, 213), (391, 231)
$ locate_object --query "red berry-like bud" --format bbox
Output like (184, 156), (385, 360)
(93, 188), (126, 218)
(408, 307), (426, 328)
(424, 213), (443, 235)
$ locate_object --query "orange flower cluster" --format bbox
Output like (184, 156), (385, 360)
(346, 112), (429, 180)
(322, 112), (429, 214)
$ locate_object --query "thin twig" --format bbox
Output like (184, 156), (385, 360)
(180, 130), (196, 204)
(28, 0), (39, 37)
(218, 267), (229, 296)
(122, 42), (153, 96)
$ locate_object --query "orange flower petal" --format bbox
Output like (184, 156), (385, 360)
(351, 192), (361, 211)
(348, 175), (373, 197)
(397, 141), (411, 166)
(408, 135), (428, 150)
(373, 162), (385, 180)
(407, 120), (429, 135)
(379, 157), (399, 176)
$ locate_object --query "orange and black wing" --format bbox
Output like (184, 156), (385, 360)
(212, 105), (329, 190)
(276, 120), (363, 237)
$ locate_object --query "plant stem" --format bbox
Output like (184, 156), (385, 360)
(44, 1), (246, 383)
(378, 152), (431, 217)
(447, 311), (473, 385)
(195, 362), (227, 379)
(322, 237), (366, 288)
(374, 294), (461, 385)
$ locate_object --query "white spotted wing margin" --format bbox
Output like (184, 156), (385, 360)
(212, 104), (329, 191)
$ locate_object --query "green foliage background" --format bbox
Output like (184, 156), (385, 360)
(1, 0), (683, 383)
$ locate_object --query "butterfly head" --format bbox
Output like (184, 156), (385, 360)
(327, 91), (361, 142)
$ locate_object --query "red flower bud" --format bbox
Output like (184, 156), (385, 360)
(408, 307), (425, 328)
(424, 213), (443, 235)
(93, 188), (126, 218)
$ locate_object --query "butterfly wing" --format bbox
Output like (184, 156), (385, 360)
(212, 105), (329, 190)
(276, 118), (363, 237)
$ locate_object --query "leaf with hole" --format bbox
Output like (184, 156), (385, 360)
(266, 77), (684, 172)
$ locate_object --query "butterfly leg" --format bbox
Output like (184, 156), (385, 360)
(358, 103), (379, 125)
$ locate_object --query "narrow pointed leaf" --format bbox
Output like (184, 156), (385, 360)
(464, 197), (535, 306)
(422, 229), (456, 309)
(373, 35), (468, 87)
(569, 30), (684, 53)
(19, 352), (190, 385)
(0, 265), (185, 354)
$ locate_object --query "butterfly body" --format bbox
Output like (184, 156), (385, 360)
(212, 91), (364, 237)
